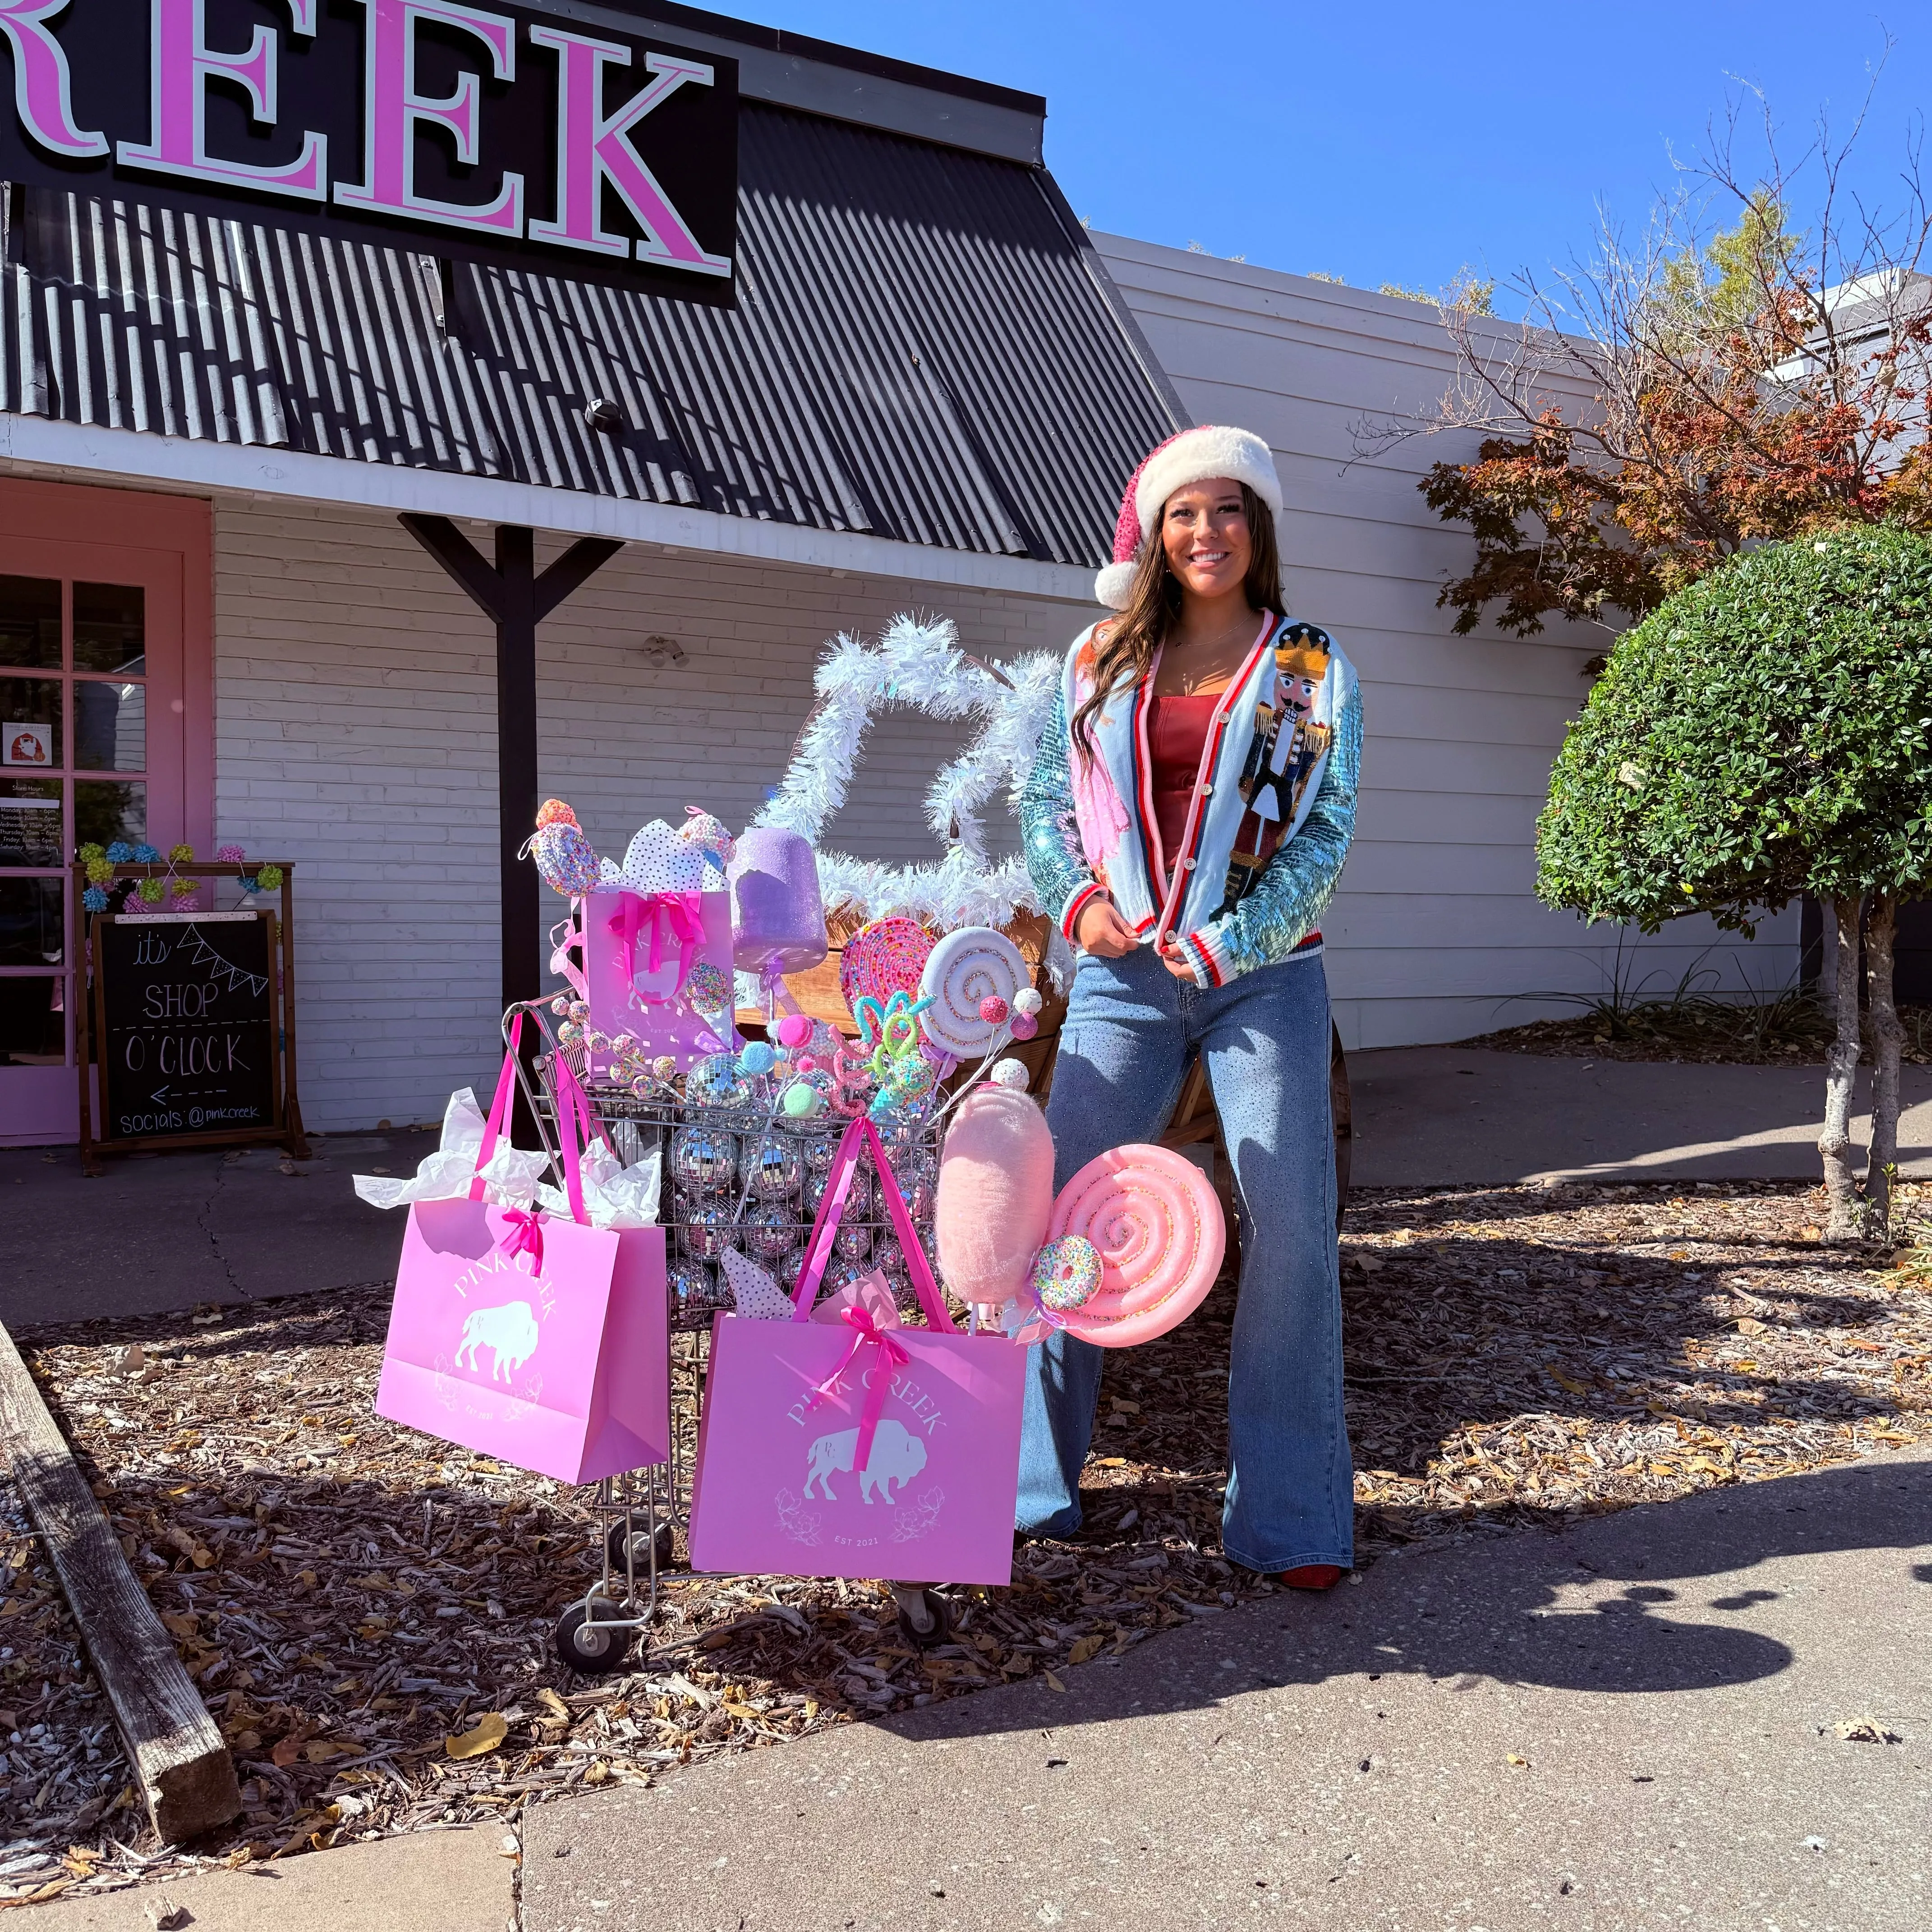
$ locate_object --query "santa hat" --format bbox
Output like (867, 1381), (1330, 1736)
(1094, 425), (1283, 609)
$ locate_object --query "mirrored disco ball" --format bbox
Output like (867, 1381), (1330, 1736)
(742, 1130), (804, 1203)
(827, 1259), (876, 1295)
(667, 1258), (724, 1327)
(801, 1132), (841, 1174)
(670, 1124), (738, 1194)
(873, 1234), (907, 1283)
(744, 1202), (803, 1261)
(780, 1248), (814, 1296)
(806, 1165), (873, 1219)
(679, 1203), (744, 1260)
(833, 1215), (873, 1260)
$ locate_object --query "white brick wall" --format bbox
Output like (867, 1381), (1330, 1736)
(212, 499), (1086, 1132)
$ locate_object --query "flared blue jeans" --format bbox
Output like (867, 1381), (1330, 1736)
(1016, 944), (1354, 1574)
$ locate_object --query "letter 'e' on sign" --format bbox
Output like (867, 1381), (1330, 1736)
(0, 0), (738, 301)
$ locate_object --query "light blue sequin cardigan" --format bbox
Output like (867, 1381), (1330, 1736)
(1019, 617), (1363, 989)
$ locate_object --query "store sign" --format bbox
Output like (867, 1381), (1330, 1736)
(0, 0), (738, 299)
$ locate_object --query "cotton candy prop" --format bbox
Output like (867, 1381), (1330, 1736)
(727, 826), (826, 975)
(1042, 1144), (1224, 1347)
(353, 1087), (549, 1210)
(934, 1086), (1056, 1309)
(919, 926), (1030, 1059)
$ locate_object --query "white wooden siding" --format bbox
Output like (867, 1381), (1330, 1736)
(1094, 232), (1800, 1049)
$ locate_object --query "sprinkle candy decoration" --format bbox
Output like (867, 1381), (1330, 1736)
(918, 926), (1029, 1059)
(838, 916), (934, 1016)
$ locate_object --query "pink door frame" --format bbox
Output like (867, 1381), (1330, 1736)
(0, 479), (212, 1146)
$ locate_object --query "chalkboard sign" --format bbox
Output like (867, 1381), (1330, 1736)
(97, 914), (277, 1140)
(77, 863), (308, 1170)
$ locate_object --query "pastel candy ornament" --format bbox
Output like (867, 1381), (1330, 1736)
(1044, 1144), (1225, 1348)
(934, 1086), (1055, 1308)
(919, 926), (1029, 1059)
(531, 821), (600, 895)
(838, 916), (933, 1015)
(727, 828), (827, 974)
(1032, 1235), (1102, 1311)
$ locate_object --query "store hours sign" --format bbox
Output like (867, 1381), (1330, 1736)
(0, 0), (738, 299)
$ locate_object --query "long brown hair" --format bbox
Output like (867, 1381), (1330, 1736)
(1069, 481), (1284, 763)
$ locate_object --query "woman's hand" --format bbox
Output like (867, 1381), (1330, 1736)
(1074, 896), (1140, 957)
(1156, 940), (1199, 982)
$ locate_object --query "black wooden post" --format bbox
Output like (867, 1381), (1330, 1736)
(399, 515), (623, 1019)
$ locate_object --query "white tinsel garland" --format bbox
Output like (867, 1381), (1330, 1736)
(752, 613), (1059, 933)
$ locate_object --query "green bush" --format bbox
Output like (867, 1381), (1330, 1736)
(1537, 526), (1932, 929)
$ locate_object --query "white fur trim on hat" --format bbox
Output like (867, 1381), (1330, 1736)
(1093, 560), (1139, 609)
(1134, 426), (1282, 537)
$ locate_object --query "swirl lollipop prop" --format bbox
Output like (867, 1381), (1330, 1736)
(918, 926), (1029, 1060)
(1041, 1144), (1225, 1348)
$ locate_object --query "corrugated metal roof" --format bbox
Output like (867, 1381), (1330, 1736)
(0, 103), (1183, 566)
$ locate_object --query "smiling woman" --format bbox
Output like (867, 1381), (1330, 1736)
(1015, 423), (1365, 1586)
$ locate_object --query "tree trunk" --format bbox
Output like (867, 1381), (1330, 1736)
(1865, 893), (1903, 1240)
(1820, 894), (1865, 1242)
(1819, 899), (1840, 1025)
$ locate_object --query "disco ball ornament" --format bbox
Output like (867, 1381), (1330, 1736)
(741, 1130), (804, 1202)
(678, 1203), (743, 1261)
(744, 1203), (803, 1262)
(806, 1164), (871, 1219)
(780, 1248), (815, 1297)
(833, 1215), (873, 1261)
(669, 1124), (738, 1194)
(666, 1258), (724, 1328)
(873, 1235), (907, 1283)
(685, 1052), (749, 1109)
(827, 1259), (876, 1296)
(801, 1133), (841, 1174)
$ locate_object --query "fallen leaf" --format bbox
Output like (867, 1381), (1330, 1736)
(1831, 1717), (1900, 1744)
(582, 1760), (610, 1785)
(1800, 1225), (1822, 1242)
(445, 1713), (509, 1760)
(1067, 1634), (1103, 1665)
(1044, 1671), (1067, 1693)
(270, 1737), (304, 1768)
(535, 1688), (570, 1721)
(1506, 1753), (1530, 1767)
(158, 1612), (198, 1640)
(1736, 1317), (1767, 1334)
(304, 1739), (358, 1763)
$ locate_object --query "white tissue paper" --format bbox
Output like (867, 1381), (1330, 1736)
(353, 1086), (549, 1210)
(534, 1141), (662, 1230)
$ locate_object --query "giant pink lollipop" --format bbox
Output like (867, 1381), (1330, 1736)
(1044, 1144), (1225, 1348)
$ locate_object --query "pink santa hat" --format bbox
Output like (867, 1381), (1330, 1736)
(1094, 425), (1284, 609)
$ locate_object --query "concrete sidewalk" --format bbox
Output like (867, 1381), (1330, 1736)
(523, 1451), (1932, 1932)
(0, 1130), (424, 1328)
(1348, 1046), (1932, 1187)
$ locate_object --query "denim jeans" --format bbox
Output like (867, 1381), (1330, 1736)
(1016, 944), (1353, 1573)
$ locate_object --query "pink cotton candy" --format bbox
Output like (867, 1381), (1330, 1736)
(934, 1086), (1056, 1308)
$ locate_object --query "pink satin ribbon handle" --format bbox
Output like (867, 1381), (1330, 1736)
(804, 1306), (911, 1470)
(469, 1011), (525, 1204)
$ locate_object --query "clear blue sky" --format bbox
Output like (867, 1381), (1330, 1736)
(731, 1), (1931, 315)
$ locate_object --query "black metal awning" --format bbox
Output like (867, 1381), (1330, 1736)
(0, 98), (1182, 568)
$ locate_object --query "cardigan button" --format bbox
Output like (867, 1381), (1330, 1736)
(1182, 857), (1197, 870)
(1201, 783), (1212, 798)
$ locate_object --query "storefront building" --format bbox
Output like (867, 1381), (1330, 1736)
(0, 2), (1182, 1142)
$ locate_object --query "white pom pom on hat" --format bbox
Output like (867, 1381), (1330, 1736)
(1094, 425), (1283, 609)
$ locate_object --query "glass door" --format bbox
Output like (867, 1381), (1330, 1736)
(0, 522), (193, 1145)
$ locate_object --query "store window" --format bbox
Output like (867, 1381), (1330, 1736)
(0, 484), (207, 1143)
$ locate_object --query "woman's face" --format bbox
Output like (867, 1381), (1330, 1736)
(1161, 478), (1252, 601)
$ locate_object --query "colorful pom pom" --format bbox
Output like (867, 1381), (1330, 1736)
(81, 885), (107, 911)
(78, 842), (103, 863)
(169, 876), (197, 898)
(84, 857), (113, 885)
(738, 1040), (775, 1076)
(132, 844), (160, 864)
(774, 1012), (813, 1049)
(136, 877), (164, 904)
(536, 798), (578, 828)
(781, 1080), (823, 1118)
(1033, 1235), (1103, 1312)
(255, 864), (284, 890)
(168, 843), (193, 864)
(216, 844), (245, 862)
(106, 842), (133, 862)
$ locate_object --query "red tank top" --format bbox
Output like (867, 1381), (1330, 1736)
(1147, 692), (1219, 879)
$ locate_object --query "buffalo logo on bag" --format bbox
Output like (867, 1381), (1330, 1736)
(773, 1360), (948, 1550)
(430, 1236), (558, 1407)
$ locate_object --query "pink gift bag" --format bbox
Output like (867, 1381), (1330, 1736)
(689, 1117), (1025, 1586)
(551, 887), (738, 1076)
(375, 1036), (670, 1483)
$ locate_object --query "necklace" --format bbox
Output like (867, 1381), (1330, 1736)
(1169, 611), (1261, 695)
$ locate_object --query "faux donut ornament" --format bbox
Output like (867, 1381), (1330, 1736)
(838, 916), (934, 1016)
(1044, 1144), (1225, 1347)
(918, 926), (1030, 1059)
(1033, 1235), (1102, 1311)
(685, 960), (731, 1011)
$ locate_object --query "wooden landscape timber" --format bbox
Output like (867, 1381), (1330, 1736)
(0, 1320), (239, 1843)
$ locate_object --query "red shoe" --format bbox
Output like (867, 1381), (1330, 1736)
(1277, 1564), (1343, 1591)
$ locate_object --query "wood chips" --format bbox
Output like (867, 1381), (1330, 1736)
(2, 1178), (1928, 1901)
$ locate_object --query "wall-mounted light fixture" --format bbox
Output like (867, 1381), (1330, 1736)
(641, 634), (687, 667)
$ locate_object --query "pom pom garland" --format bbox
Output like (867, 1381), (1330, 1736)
(81, 885), (107, 911)
(256, 865), (284, 891)
(106, 842), (133, 862)
(133, 844), (160, 864)
(216, 844), (245, 862)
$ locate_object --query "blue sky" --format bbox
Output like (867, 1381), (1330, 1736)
(733, 2), (1931, 315)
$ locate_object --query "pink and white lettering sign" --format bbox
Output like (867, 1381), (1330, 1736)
(0, 0), (737, 300)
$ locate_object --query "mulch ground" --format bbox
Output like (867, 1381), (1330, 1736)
(4, 1178), (1931, 1904)
(1463, 1002), (1932, 1065)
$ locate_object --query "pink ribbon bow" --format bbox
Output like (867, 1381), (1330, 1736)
(498, 1209), (546, 1273)
(805, 1305), (911, 1473)
(608, 891), (705, 1007)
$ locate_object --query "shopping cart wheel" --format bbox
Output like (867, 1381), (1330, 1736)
(606, 1519), (677, 1574)
(894, 1589), (953, 1651)
(554, 1602), (630, 1675)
